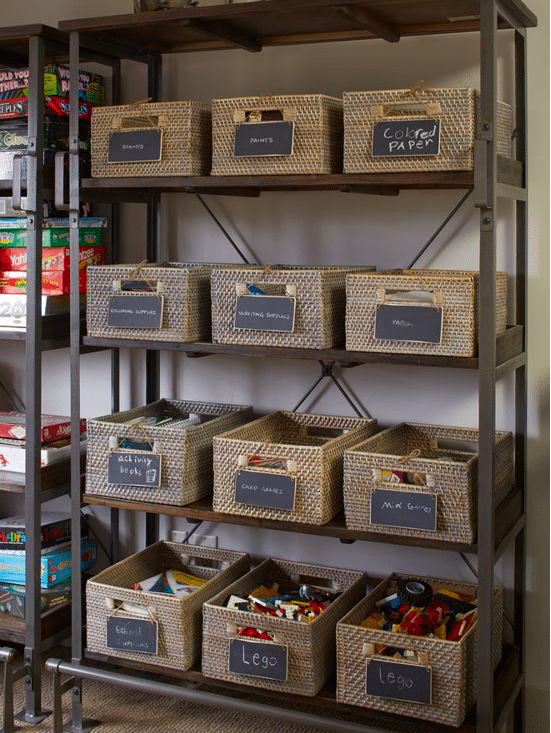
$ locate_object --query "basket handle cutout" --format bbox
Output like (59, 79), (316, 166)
(111, 435), (156, 452)
(113, 279), (164, 294)
(372, 467), (432, 488)
(238, 454), (297, 474)
(227, 624), (286, 645)
(233, 107), (296, 124)
(294, 573), (340, 592)
(306, 425), (344, 439)
(377, 289), (442, 308)
(429, 437), (478, 454)
(181, 554), (227, 572)
(112, 114), (166, 130)
(105, 597), (157, 621)
(363, 643), (429, 667)
(372, 102), (441, 119)
(236, 283), (296, 298)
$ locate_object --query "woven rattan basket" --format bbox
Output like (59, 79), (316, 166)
(336, 573), (503, 726)
(211, 94), (342, 175)
(343, 423), (513, 544)
(86, 399), (252, 505)
(212, 265), (373, 349)
(343, 88), (512, 173)
(87, 542), (249, 671)
(87, 263), (212, 343)
(345, 269), (508, 357)
(91, 100), (211, 178)
(212, 411), (378, 525)
(202, 557), (366, 696)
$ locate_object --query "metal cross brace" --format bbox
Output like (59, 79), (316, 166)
(292, 361), (371, 417)
(196, 195), (258, 265)
(459, 553), (514, 633)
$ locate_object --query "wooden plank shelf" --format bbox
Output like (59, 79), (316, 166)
(82, 324), (524, 373)
(0, 315), (87, 352)
(0, 602), (71, 647)
(82, 483), (523, 555)
(80, 157), (524, 196)
(59, 1), (537, 54)
(82, 644), (521, 733)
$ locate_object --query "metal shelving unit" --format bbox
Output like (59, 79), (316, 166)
(46, 2), (536, 732)
(0, 24), (74, 728)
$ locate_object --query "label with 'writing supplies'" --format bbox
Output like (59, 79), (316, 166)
(375, 304), (442, 344)
(234, 121), (294, 157)
(372, 119), (440, 157)
(228, 638), (288, 681)
(107, 294), (163, 330)
(108, 128), (162, 163)
(366, 658), (431, 704)
(234, 295), (295, 333)
(108, 451), (162, 488)
(371, 489), (437, 531)
(107, 616), (158, 655)
(235, 469), (296, 511)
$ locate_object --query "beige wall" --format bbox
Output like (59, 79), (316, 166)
(2, 1), (549, 729)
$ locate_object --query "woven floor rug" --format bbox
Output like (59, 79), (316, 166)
(5, 668), (334, 733)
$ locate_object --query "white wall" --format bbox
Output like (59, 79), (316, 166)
(1, 1), (549, 729)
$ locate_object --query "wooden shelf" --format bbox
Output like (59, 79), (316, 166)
(59, 1), (537, 55)
(0, 458), (85, 498)
(82, 644), (521, 733)
(82, 324), (524, 373)
(0, 315), (88, 352)
(83, 483), (523, 555)
(0, 602), (71, 647)
(80, 157), (524, 197)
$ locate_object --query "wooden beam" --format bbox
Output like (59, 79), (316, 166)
(183, 18), (261, 52)
(335, 4), (399, 42)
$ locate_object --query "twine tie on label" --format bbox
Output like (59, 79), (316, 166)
(396, 448), (422, 465)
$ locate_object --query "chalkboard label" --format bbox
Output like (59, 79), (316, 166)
(107, 294), (163, 330)
(228, 638), (288, 681)
(234, 121), (294, 157)
(371, 489), (437, 531)
(107, 616), (158, 655)
(234, 295), (295, 333)
(235, 469), (296, 511)
(366, 658), (431, 705)
(108, 129), (162, 163)
(375, 305), (442, 344)
(108, 451), (162, 488)
(372, 119), (440, 157)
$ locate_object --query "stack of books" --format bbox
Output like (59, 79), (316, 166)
(0, 512), (96, 612)
(0, 411), (86, 484)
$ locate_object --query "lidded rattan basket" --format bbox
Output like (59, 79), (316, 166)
(343, 423), (513, 544)
(211, 94), (343, 175)
(336, 573), (503, 726)
(345, 269), (508, 357)
(212, 411), (378, 525)
(86, 399), (252, 505)
(212, 265), (374, 350)
(343, 88), (512, 173)
(91, 100), (211, 177)
(87, 542), (249, 671)
(87, 262), (212, 343)
(202, 557), (367, 696)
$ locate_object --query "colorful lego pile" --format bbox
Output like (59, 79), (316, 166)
(361, 578), (477, 656)
(224, 581), (341, 640)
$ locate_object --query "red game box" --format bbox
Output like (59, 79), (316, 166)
(0, 245), (106, 272)
(0, 412), (86, 443)
(0, 269), (87, 294)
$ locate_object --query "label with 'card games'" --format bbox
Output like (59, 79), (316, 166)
(107, 294), (163, 329)
(108, 452), (162, 488)
(235, 469), (296, 511)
